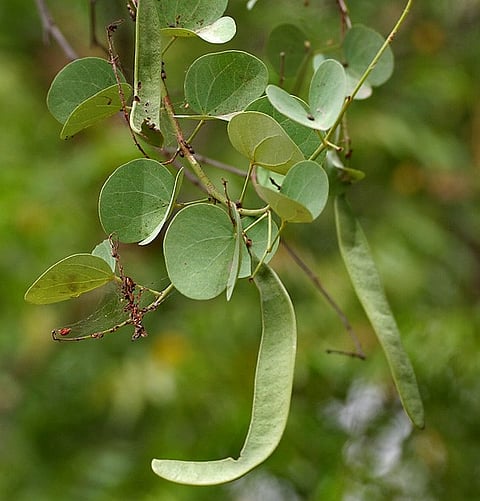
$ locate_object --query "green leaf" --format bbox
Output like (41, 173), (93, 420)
(308, 59), (346, 129)
(266, 59), (346, 130)
(163, 204), (236, 300)
(98, 159), (177, 244)
(60, 83), (132, 139)
(24, 254), (115, 305)
(47, 57), (125, 124)
(255, 162), (328, 223)
(228, 111), (304, 174)
(246, 96), (321, 157)
(239, 216), (279, 278)
(156, 0), (228, 30)
(91, 240), (116, 272)
(343, 25), (394, 87)
(335, 195), (424, 429)
(160, 17), (236, 44)
(130, 0), (163, 134)
(184, 51), (268, 116)
(152, 261), (296, 485)
(280, 160), (329, 220)
(266, 24), (309, 77)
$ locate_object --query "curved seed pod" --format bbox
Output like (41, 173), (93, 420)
(151, 262), (297, 485)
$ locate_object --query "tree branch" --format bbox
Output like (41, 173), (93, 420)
(34, 0), (78, 61)
(281, 240), (365, 360)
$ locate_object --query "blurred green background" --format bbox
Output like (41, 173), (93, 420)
(1, 1), (479, 499)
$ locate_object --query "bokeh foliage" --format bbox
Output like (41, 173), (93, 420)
(1, 0), (480, 499)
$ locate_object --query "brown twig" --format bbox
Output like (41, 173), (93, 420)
(335, 0), (352, 35)
(281, 240), (365, 360)
(106, 20), (149, 157)
(34, 0), (78, 60)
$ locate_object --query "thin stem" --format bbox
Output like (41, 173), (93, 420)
(162, 37), (177, 56)
(335, 0), (352, 35)
(186, 120), (206, 144)
(34, 0), (78, 60)
(161, 78), (229, 204)
(238, 162), (254, 205)
(106, 21), (149, 158)
(310, 0), (414, 161)
(281, 240), (365, 360)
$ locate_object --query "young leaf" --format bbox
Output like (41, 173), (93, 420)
(152, 261), (297, 485)
(161, 17), (236, 44)
(308, 59), (346, 129)
(130, 0), (163, 134)
(335, 195), (424, 429)
(98, 159), (176, 244)
(163, 204), (236, 300)
(228, 111), (304, 174)
(184, 51), (268, 117)
(266, 59), (346, 130)
(246, 96), (321, 157)
(343, 25), (394, 88)
(266, 24), (309, 78)
(60, 83), (132, 139)
(254, 162), (329, 223)
(47, 57), (126, 124)
(24, 254), (115, 305)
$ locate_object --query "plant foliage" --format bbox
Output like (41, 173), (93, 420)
(25, 0), (423, 487)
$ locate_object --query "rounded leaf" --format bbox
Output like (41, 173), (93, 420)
(99, 159), (176, 244)
(246, 96), (321, 157)
(47, 57), (124, 124)
(343, 25), (394, 87)
(228, 111), (304, 174)
(24, 254), (115, 305)
(163, 204), (236, 300)
(161, 17), (236, 44)
(184, 51), (268, 116)
(60, 83), (132, 139)
(266, 24), (309, 77)
(308, 59), (346, 130)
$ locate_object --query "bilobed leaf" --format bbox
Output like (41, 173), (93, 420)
(255, 162), (328, 223)
(228, 111), (304, 174)
(60, 83), (132, 139)
(47, 57), (125, 124)
(161, 17), (236, 44)
(280, 160), (329, 220)
(98, 159), (176, 244)
(343, 24), (394, 87)
(130, 0), (163, 134)
(266, 59), (346, 130)
(266, 24), (309, 77)
(335, 195), (424, 429)
(308, 59), (346, 129)
(246, 97), (321, 157)
(163, 204), (236, 300)
(24, 254), (115, 305)
(152, 261), (296, 485)
(184, 51), (268, 116)
(91, 240), (116, 272)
